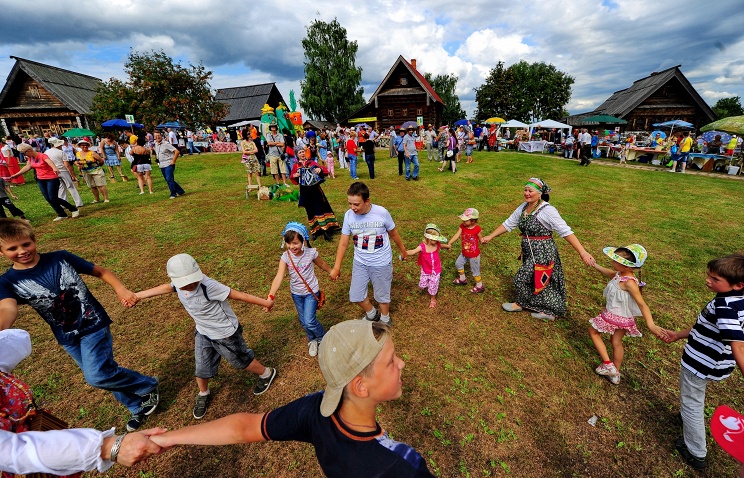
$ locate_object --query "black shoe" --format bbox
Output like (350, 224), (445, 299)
(126, 413), (145, 431)
(675, 437), (706, 470)
(193, 393), (211, 419)
(254, 368), (277, 395)
(413, 177), (419, 181)
(360, 309), (381, 322)
(323, 231), (333, 241)
(139, 383), (160, 416)
(405, 177), (410, 181)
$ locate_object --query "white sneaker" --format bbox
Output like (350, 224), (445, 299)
(667, 169), (676, 173)
(90, 200), (99, 204)
(308, 340), (318, 357)
(53, 216), (66, 222)
(71, 210), (80, 218)
(595, 363), (619, 377)
(139, 191), (145, 195)
(103, 199), (110, 203)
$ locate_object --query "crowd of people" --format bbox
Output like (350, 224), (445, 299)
(0, 120), (743, 476)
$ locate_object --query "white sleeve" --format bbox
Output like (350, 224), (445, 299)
(0, 427), (115, 474)
(501, 204), (526, 232)
(536, 204), (574, 237)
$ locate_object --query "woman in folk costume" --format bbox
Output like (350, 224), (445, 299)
(290, 150), (339, 241)
(482, 178), (595, 321)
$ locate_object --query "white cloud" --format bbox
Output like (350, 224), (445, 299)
(0, 0), (742, 118)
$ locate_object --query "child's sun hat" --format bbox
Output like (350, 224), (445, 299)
(603, 244), (647, 268)
(458, 208), (479, 221)
(167, 253), (204, 288)
(424, 223), (448, 243)
(282, 221), (310, 243)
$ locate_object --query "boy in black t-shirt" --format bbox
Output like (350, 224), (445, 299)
(0, 218), (159, 432)
(150, 320), (434, 477)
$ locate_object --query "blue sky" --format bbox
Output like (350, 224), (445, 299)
(1, 0), (742, 120)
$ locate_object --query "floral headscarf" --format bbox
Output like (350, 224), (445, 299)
(525, 177), (551, 195)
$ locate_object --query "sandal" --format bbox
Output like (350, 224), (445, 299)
(531, 312), (555, 321)
(470, 285), (485, 293)
(452, 278), (468, 285)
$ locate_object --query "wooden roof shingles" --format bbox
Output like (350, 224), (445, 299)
(0, 56), (102, 114)
(214, 83), (280, 122)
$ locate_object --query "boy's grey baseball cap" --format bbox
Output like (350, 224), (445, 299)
(318, 320), (386, 417)
(166, 253), (204, 288)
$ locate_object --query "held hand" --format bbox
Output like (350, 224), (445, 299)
(115, 428), (167, 465)
(580, 251), (596, 267)
(481, 236), (490, 244)
(330, 268), (340, 281)
(660, 328), (682, 343)
(649, 325), (669, 342)
(118, 289), (140, 308)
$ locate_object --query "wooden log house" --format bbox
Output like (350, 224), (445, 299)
(345, 56), (443, 130)
(0, 56), (102, 137)
(565, 65), (714, 131)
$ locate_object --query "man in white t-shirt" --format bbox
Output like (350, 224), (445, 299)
(330, 182), (408, 325)
(167, 128), (178, 145)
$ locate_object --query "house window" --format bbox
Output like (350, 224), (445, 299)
(402, 108), (408, 117)
(400, 77), (408, 86)
(416, 108), (423, 116)
(29, 86), (41, 98)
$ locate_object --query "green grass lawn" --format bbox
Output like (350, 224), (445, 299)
(9, 149), (744, 477)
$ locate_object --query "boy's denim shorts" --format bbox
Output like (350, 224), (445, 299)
(349, 260), (393, 304)
(194, 325), (255, 378)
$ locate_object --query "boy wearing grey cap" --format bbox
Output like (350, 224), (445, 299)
(135, 254), (276, 420)
(148, 320), (434, 477)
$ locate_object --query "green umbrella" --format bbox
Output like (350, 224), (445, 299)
(700, 115), (744, 135)
(61, 128), (96, 138)
(581, 114), (627, 124)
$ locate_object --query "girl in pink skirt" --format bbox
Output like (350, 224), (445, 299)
(325, 151), (335, 179)
(405, 224), (451, 308)
(588, 244), (668, 384)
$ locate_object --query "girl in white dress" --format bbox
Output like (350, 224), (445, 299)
(588, 244), (668, 384)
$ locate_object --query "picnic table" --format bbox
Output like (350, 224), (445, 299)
(624, 147), (668, 163)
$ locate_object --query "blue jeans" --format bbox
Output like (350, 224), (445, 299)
(62, 327), (158, 413)
(291, 293), (325, 342)
(365, 153), (375, 179)
(347, 154), (358, 179)
(187, 140), (199, 154)
(405, 153), (419, 179)
(38, 178), (76, 217)
(160, 164), (185, 197)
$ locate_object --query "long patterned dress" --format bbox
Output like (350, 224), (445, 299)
(290, 160), (340, 237)
(515, 206), (567, 316)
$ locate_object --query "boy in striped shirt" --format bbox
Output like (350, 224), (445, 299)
(665, 253), (744, 470)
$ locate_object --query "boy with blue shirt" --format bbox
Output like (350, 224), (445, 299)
(330, 182), (408, 325)
(148, 319), (434, 477)
(664, 252), (744, 470)
(0, 218), (159, 432)
(135, 254), (277, 420)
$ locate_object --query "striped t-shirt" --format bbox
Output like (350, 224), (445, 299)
(681, 291), (744, 381)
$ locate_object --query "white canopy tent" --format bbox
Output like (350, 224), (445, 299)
(501, 119), (529, 128)
(228, 119), (262, 128)
(528, 119), (572, 133)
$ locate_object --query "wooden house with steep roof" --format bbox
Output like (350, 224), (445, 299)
(565, 65), (714, 131)
(214, 83), (286, 126)
(345, 56), (443, 130)
(0, 56), (102, 137)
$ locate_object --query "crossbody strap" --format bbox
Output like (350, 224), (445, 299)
(287, 252), (320, 302)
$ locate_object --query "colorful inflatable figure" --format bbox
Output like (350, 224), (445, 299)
(260, 104), (277, 138)
(288, 111), (304, 137)
(275, 102), (293, 136)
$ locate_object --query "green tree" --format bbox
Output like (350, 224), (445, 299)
(473, 61), (513, 122)
(474, 61), (573, 123)
(712, 96), (743, 119)
(423, 73), (466, 126)
(300, 19), (365, 123)
(91, 50), (227, 130)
